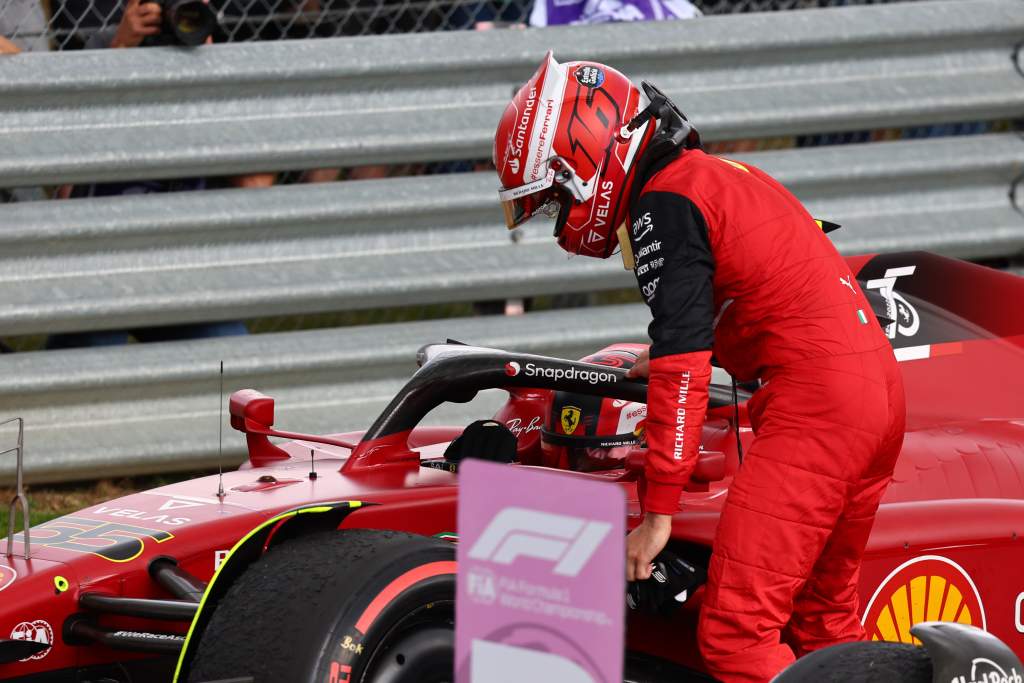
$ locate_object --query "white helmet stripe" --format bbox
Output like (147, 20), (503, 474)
(525, 53), (568, 183)
(622, 118), (649, 171)
(618, 86), (650, 171)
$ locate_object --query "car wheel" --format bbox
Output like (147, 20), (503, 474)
(188, 529), (456, 683)
(773, 641), (932, 683)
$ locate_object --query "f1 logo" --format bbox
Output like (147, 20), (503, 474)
(467, 506), (611, 577)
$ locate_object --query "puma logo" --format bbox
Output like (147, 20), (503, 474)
(839, 275), (855, 294)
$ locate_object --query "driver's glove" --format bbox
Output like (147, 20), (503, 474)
(626, 550), (706, 616)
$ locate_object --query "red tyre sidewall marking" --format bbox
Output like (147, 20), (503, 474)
(355, 560), (457, 635)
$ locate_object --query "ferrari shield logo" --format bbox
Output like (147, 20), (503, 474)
(560, 406), (582, 435)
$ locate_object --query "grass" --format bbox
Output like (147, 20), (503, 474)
(0, 472), (216, 534)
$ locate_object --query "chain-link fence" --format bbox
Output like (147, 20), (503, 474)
(1, 0), (913, 51)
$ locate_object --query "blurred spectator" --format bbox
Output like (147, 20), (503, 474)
(529, 0), (699, 26)
(0, 0), (49, 51)
(46, 323), (251, 349)
(0, 35), (21, 53)
(900, 121), (991, 140)
(303, 168), (342, 183)
(44, 0), (272, 350)
(109, 0), (161, 47)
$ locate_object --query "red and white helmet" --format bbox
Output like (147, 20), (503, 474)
(493, 53), (656, 258)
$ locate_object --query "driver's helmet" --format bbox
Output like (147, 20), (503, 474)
(540, 344), (648, 472)
(493, 53), (656, 258)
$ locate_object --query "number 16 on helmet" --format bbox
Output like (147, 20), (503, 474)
(493, 52), (656, 259)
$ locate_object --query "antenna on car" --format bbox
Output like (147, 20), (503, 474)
(3, 417), (30, 559)
(309, 448), (317, 481)
(217, 361), (226, 500)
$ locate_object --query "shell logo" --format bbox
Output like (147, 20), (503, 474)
(862, 555), (986, 645)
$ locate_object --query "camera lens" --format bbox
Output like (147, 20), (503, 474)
(164, 0), (217, 46)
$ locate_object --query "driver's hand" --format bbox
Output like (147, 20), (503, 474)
(626, 347), (650, 379)
(626, 512), (672, 581)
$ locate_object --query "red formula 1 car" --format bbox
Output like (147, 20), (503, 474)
(1, 251), (1023, 683)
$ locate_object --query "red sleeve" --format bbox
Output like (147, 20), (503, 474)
(626, 190), (715, 514)
(642, 350), (712, 514)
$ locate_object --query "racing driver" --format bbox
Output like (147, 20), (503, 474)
(492, 54), (906, 682)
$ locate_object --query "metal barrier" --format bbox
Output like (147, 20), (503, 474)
(1, 0), (1023, 186)
(0, 305), (652, 483)
(0, 0), (1023, 482)
(2, 133), (1023, 336)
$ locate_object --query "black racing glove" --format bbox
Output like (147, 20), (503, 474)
(627, 551), (706, 617)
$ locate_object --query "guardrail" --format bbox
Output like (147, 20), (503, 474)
(1, 0), (1022, 186)
(1, 0), (1023, 483)
(0, 305), (652, 484)
(2, 133), (1023, 336)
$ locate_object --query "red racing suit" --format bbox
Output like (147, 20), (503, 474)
(626, 147), (906, 682)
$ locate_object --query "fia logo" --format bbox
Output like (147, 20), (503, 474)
(10, 621), (53, 661)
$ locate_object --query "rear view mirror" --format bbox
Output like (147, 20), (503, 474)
(229, 389), (290, 466)
(230, 389), (276, 433)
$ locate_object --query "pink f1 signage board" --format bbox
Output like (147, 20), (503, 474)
(456, 459), (625, 683)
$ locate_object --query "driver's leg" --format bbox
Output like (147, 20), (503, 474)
(783, 467), (893, 656)
(697, 354), (890, 683)
(697, 429), (847, 681)
(786, 348), (905, 656)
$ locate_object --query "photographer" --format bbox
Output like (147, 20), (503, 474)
(87, 0), (217, 48)
(110, 0), (162, 47)
(46, 0), (273, 350)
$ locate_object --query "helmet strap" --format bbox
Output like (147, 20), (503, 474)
(624, 81), (700, 152)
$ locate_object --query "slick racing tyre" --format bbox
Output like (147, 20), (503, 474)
(188, 529), (456, 683)
(772, 641), (932, 683)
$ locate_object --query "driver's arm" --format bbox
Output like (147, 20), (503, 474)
(631, 190), (714, 514)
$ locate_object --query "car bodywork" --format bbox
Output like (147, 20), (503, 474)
(1, 250), (1022, 682)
